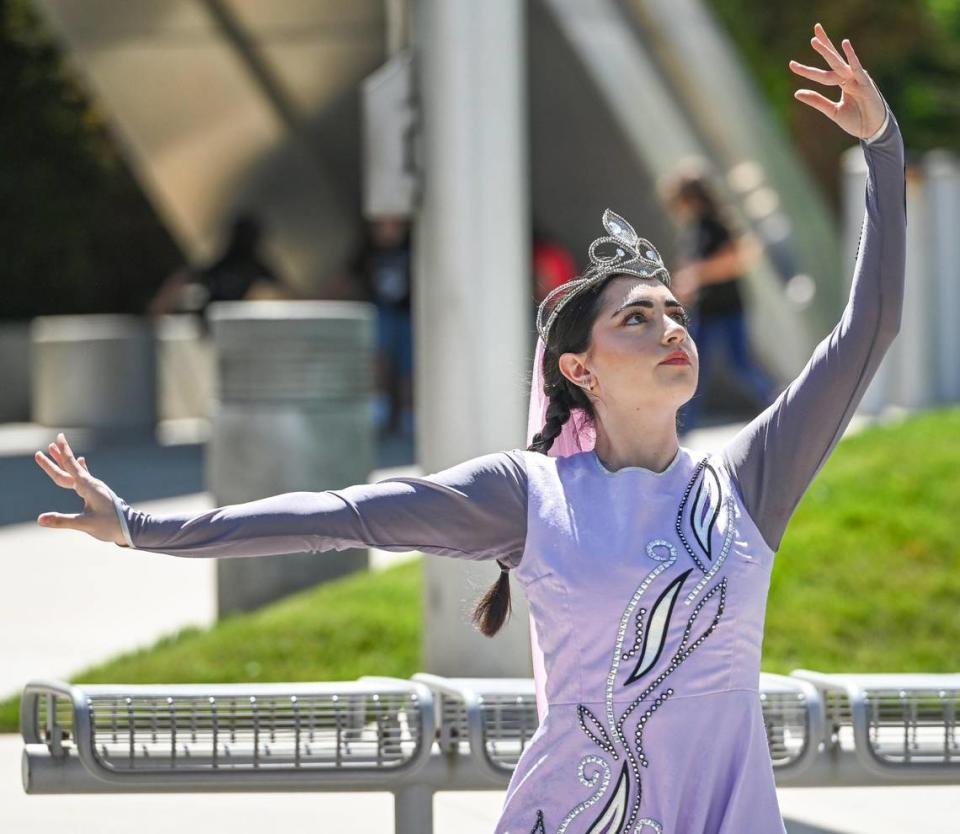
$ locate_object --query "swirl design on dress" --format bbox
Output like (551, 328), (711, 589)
(684, 497), (735, 605)
(585, 761), (629, 834)
(675, 458), (711, 573)
(578, 704), (618, 760)
(624, 569), (691, 686)
(604, 540), (677, 737)
(691, 464), (722, 560)
(617, 579), (727, 740)
(555, 755), (613, 834)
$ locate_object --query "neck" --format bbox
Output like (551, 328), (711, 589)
(592, 407), (680, 473)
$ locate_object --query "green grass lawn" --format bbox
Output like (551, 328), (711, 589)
(0, 557), (422, 733)
(763, 406), (960, 673)
(3, 406), (959, 734)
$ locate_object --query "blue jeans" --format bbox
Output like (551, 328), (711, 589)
(679, 310), (777, 433)
(375, 305), (413, 376)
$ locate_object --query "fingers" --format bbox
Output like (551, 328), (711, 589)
(813, 23), (843, 64)
(34, 448), (75, 488)
(793, 89), (837, 120)
(841, 38), (864, 74)
(809, 36), (848, 75)
(788, 60), (840, 86)
(78, 456), (90, 474)
(46, 440), (71, 472)
(37, 511), (89, 532)
(55, 433), (84, 478)
(34, 433), (92, 489)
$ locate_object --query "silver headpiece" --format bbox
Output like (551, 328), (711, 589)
(535, 209), (671, 345)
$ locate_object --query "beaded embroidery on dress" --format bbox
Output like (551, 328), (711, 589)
(509, 450), (779, 834)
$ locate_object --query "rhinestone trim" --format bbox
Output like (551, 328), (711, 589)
(555, 755), (613, 834)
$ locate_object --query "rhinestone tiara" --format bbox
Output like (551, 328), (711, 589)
(535, 209), (671, 345)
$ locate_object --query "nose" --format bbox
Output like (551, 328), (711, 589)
(663, 316), (686, 344)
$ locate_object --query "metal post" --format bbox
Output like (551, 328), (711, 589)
(393, 783), (434, 834)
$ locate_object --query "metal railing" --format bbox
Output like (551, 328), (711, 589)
(791, 671), (960, 782)
(20, 671), (960, 832)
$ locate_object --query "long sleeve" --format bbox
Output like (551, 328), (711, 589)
(110, 450), (529, 569)
(719, 95), (906, 552)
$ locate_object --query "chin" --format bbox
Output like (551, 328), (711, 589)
(664, 376), (698, 406)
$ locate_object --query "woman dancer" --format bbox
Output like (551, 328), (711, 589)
(35, 24), (903, 834)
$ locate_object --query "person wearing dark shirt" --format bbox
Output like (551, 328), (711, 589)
(663, 172), (778, 433)
(353, 217), (414, 438)
(147, 212), (300, 335)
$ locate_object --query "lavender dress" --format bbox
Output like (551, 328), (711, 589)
(113, 102), (904, 833)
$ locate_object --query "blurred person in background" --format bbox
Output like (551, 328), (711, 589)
(662, 169), (778, 434)
(346, 216), (414, 439)
(532, 228), (579, 341)
(147, 213), (303, 334)
(533, 229), (578, 306)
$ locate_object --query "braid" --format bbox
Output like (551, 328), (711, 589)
(473, 280), (607, 637)
(528, 387), (575, 455)
(471, 559), (513, 637)
(473, 384), (581, 636)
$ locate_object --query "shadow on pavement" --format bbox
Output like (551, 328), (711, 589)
(785, 819), (850, 834)
(0, 440), (206, 527)
(0, 426), (417, 528)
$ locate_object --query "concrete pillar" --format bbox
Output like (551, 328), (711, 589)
(30, 315), (156, 438)
(414, 0), (532, 675)
(924, 150), (960, 404)
(206, 301), (375, 616)
(0, 321), (32, 423)
(155, 315), (215, 422)
(891, 166), (935, 409)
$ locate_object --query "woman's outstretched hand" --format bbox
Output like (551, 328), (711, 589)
(789, 22), (886, 140)
(35, 433), (126, 546)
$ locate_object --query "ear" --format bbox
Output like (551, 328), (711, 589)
(558, 351), (592, 392)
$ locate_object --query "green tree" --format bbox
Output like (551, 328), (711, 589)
(0, 0), (181, 320)
(707, 0), (960, 206)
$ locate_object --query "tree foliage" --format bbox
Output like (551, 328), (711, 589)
(0, 0), (181, 320)
(707, 0), (960, 205)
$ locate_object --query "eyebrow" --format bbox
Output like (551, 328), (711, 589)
(611, 299), (686, 318)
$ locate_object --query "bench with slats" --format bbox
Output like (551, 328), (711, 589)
(20, 670), (960, 833)
(791, 670), (960, 783)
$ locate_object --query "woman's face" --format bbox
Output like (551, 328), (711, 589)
(560, 276), (698, 413)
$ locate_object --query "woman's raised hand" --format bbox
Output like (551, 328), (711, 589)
(34, 433), (126, 546)
(789, 22), (887, 140)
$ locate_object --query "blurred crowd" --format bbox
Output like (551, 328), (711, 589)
(149, 163), (778, 443)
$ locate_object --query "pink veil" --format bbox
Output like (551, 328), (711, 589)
(525, 334), (596, 723)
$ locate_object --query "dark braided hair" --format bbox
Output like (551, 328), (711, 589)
(471, 280), (614, 638)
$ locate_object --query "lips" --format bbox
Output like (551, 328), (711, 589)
(660, 351), (690, 365)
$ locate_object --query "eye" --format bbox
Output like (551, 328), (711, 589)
(671, 311), (690, 327)
(624, 312), (647, 325)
